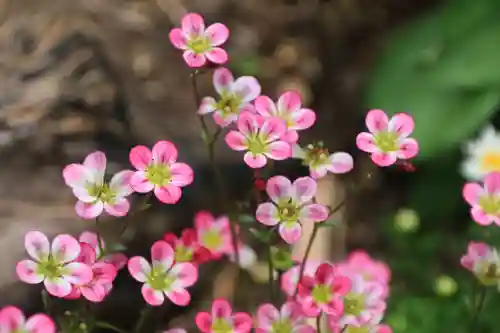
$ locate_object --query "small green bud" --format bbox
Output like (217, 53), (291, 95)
(394, 208), (419, 233)
(434, 274), (458, 296)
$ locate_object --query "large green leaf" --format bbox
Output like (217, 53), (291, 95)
(364, 0), (500, 161)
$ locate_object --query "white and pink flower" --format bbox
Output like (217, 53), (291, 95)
(169, 13), (229, 67)
(198, 67), (261, 127)
(78, 231), (128, 270)
(292, 143), (354, 179)
(281, 261), (323, 297)
(256, 302), (315, 333)
(195, 299), (253, 333)
(225, 112), (292, 168)
(463, 171), (500, 226)
(461, 241), (500, 286)
(16, 231), (93, 297)
(129, 140), (194, 205)
(255, 91), (316, 143)
(63, 151), (134, 219)
(128, 241), (197, 306)
(356, 109), (418, 167)
(0, 306), (55, 333)
(194, 211), (232, 259)
(256, 176), (329, 244)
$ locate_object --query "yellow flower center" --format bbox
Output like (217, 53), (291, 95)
(37, 257), (66, 280)
(216, 94), (243, 116)
(311, 284), (331, 304)
(374, 131), (399, 152)
(271, 319), (293, 333)
(211, 318), (233, 333)
(188, 37), (212, 54)
(476, 261), (500, 286)
(343, 292), (366, 317)
(481, 151), (500, 172)
(202, 230), (222, 251)
(246, 134), (266, 154)
(87, 183), (117, 204)
(478, 195), (500, 215)
(147, 266), (175, 291)
(175, 245), (193, 262)
(145, 164), (171, 187)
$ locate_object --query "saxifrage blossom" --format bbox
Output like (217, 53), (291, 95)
(198, 67), (261, 127)
(194, 211), (232, 259)
(292, 143), (354, 179)
(128, 240), (197, 306)
(463, 171), (500, 226)
(356, 109), (418, 167)
(195, 299), (253, 333)
(256, 302), (315, 333)
(16, 231), (93, 297)
(461, 241), (500, 286)
(129, 140), (194, 204)
(169, 13), (229, 67)
(163, 228), (212, 264)
(225, 112), (292, 168)
(255, 91), (316, 143)
(79, 231), (128, 270)
(0, 306), (55, 333)
(256, 176), (329, 244)
(63, 151), (134, 219)
(281, 261), (322, 297)
(461, 125), (500, 180)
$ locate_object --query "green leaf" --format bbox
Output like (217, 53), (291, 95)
(108, 243), (127, 252)
(317, 219), (338, 228)
(249, 228), (273, 243)
(238, 214), (256, 225)
(270, 246), (294, 271)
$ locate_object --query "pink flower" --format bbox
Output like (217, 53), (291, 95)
(63, 151), (134, 219)
(256, 302), (315, 333)
(337, 250), (391, 288)
(16, 231), (93, 297)
(0, 306), (55, 333)
(79, 231), (128, 270)
(463, 171), (500, 226)
(356, 109), (418, 167)
(65, 243), (117, 303)
(194, 211), (232, 258)
(198, 67), (261, 127)
(281, 261), (322, 297)
(292, 143), (353, 179)
(225, 112), (292, 168)
(296, 263), (351, 317)
(255, 91), (316, 143)
(128, 241), (197, 306)
(129, 140), (194, 204)
(195, 299), (253, 333)
(460, 241), (500, 286)
(163, 228), (212, 265)
(169, 13), (229, 67)
(256, 176), (329, 244)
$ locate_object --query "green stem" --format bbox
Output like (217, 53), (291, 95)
(133, 307), (151, 333)
(316, 314), (322, 333)
(267, 243), (275, 303)
(95, 322), (129, 333)
(41, 289), (51, 314)
(95, 217), (105, 257)
(294, 223), (319, 297)
(469, 286), (487, 333)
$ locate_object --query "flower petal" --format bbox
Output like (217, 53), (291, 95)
(225, 131), (248, 151)
(198, 97), (217, 115)
(279, 222), (302, 244)
(328, 152), (354, 174)
(154, 185), (182, 204)
(128, 256), (151, 282)
(462, 183), (483, 206)
(265, 141), (291, 161)
(52, 234), (81, 264)
(398, 138), (419, 159)
(0, 306), (25, 332)
(25, 231), (50, 262)
(291, 176), (316, 204)
(83, 151), (107, 182)
(315, 263), (335, 285)
(259, 117), (287, 142)
(16, 260), (44, 284)
(170, 163), (194, 187)
(389, 113), (414, 138)
(63, 262), (93, 285)
(371, 151), (397, 167)
(169, 262), (198, 287)
(181, 13), (205, 38)
(299, 204), (329, 223)
(255, 95), (278, 117)
(212, 299), (232, 319)
(75, 201), (104, 219)
(244, 152), (267, 168)
(104, 198), (130, 217)
(365, 109), (389, 133)
(289, 108), (316, 130)
(151, 241), (174, 271)
(257, 303), (280, 330)
(169, 28), (187, 50)
(72, 187), (95, 203)
(213, 67), (234, 95)
(484, 171), (500, 195)
(183, 51), (206, 68)
(238, 112), (259, 136)
(152, 140), (178, 164)
(92, 262), (117, 283)
(256, 202), (280, 226)
(205, 23), (229, 46)
(80, 283), (107, 303)
(356, 132), (377, 153)
(195, 312), (212, 333)
(230, 244), (257, 268)
(142, 283), (165, 306)
(103, 253), (127, 270)
(25, 314), (55, 333)
(166, 289), (191, 306)
(278, 91), (302, 114)
(130, 171), (154, 193)
(129, 145), (152, 170)
(44, 277), (72, 297)
(62, 164), (92, 188)
(75, 242), (97, 265)
(205, 48), (228, 64)
(233, 313), (253, 333)
(233, 77), (261, 103)
(471, 206), (492, 226)
(109, 170), (134, 196)
(266, 176), (292, 203)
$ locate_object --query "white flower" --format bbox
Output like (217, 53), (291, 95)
(461, 125), (500, 180)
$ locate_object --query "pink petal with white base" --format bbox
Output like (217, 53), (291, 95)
(170, 163), (194, 187)
(356, 132), (377, 153)
(181, 13), (205, 38)
(266, 176), (292, 203)
(151, 241), (174, 271)
(104, 198), (130, 217)
(75, 243), (96, 265)
(83, 151), (106, 181)
(233, 77), (261, 103)
(75, 201), (104, 219)
(256, 202), (280, 226)
(290, 108), (316, 130)
(365, 109), (389, 133)
(244, 152), (267, 168)
(310, 166), (328, 179)
(195, 312), (212, 333)
(16, 260), (44, 284)
(25, 231), (50, 262)
(110, 170), (134, 196)
(233, 313), (253, 333)
(170, 262), (198, 287)
(128, 256), (151, 282)
(471, 207), (491, 226)
(154, 185), (182, 204)
(398, 138), (419, 159)
(257, 304), (280, 330)
(0, 306), (25, 332)
(198, 97), (217, 115)
(183, 51), (206, 68)
(205, 23), (229, 46)
(206, 48), (228, 64)
(62, 164), (92, 188)
(213, 68), (234, 95)
(72, 187), (95, 203)
(291, 177), (316, 204)
(80, 283), (107, 303)
(259, 118), (287, 142)
(212, 299), (232, 318)
(130, 172), (154, 193)
(142, 284), (165, 306)
(25, 314), (56, 333)
(371, 151), (397, 167)
(238, 112), (259, 136)
(225, 131), (248, 151)
(44, 277), (72, 297)
(166, 289), (191, 306)
(169, 28), (187, 50)
(484, 172), (500, 194)
(51, 234), (81, 264)
(327, 152), (353, 174)
(63, 262), (93, 285)
(388, 113), (414, 138)
(282, 130), (299, 143)
(92, 262), (117, 283)
(463, 183), (483, 205)
(299, 204), (329, 223)
(255, 96), (278, 117)
(105, 253), (127, 270)
(265, 141), (291, 160)
(279, 222), (302, 244)
(129, 146), (152, 170)
(214, 112), (238, 127)
(278, 91), (302, 113)
(152, 141), (178, 164)
(79, 232), (101, 253)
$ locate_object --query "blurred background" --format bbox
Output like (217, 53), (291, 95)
(1, 0), (500, 332)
